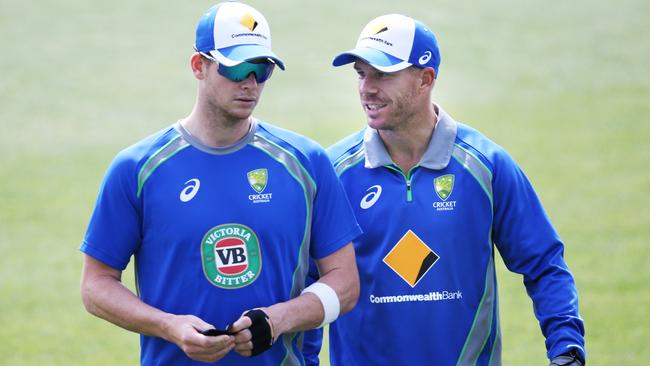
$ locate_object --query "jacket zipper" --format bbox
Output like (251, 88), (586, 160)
(386, 165), (416, 202)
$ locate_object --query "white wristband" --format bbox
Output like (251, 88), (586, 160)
(301, 282), (340, 328)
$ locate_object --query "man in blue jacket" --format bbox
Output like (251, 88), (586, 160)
(306, 13), (585, 366)
(80, 3), (361, 365)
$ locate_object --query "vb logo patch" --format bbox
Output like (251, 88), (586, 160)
(247, 168), (272, 203)
(383, 230), (439, 287)
(201, 224), (262, 289)
(433, 174), (457, 211)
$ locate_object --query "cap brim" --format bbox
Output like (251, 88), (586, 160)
(332, 47), (411, 73)
(211, 44), (285, 70)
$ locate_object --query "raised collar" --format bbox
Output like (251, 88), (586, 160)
(363, 105), (458, 170)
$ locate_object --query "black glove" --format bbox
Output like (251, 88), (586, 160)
(243, 309), (274, 356)
(550, 350), (584, 366)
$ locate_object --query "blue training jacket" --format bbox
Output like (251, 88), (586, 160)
(318, 106), (585, 365)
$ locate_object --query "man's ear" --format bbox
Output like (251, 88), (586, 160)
(419, 67), (436, 90)
(190, 53), (207, 80)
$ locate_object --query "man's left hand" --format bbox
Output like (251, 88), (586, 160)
(229, 309), (275, 357)
(550, 350), (584, 366)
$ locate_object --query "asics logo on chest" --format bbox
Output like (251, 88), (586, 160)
(360, 185), (382, 209)
(179, 178), (200, 202)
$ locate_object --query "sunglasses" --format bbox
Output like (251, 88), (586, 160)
(200, 52), (275, 83)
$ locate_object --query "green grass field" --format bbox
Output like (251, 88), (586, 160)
(1, 0), (648, 364)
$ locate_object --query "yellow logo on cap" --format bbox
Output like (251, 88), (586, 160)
(240, 14), (258, 31)
(383, 230), (439, 287)
(371, 23), (388, 35)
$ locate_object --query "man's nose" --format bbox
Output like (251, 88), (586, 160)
(359, 78), (378, 95)
(240, 73), (258, 89)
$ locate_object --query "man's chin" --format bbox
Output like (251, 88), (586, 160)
(367, 118), (390, 130)
(229, 109), (255, 121)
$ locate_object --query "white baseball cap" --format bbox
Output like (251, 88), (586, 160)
(195, 2), (285, 69)
(333, 14), (440, 76)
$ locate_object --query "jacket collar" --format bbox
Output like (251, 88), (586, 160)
(363, 105), (458, 170)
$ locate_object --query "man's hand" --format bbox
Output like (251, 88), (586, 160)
(550, 350), (584, 366)
(163, 314), (235, 363)
(229, 309), (275, 357)
(81, 256), (236, 362)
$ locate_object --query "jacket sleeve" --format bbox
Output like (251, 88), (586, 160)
(491, 149), (586, 362)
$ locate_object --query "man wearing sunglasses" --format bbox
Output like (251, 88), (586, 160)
(80, 2), (361, 365)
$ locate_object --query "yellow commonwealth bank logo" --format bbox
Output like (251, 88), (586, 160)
(383, 230), (439, 287)
(240, 13), (258, 31)
(371, 23), (388, 35)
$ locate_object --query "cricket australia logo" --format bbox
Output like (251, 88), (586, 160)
(433, 174), (457, 211)
(201, 224), (262, 289)
(247, 168), (272, 203)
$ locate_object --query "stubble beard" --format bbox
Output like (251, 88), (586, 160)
(367, 90), (417, 133)
(205, 97), (255, 128)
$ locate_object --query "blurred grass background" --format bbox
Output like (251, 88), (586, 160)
(1, 0), (648, 364)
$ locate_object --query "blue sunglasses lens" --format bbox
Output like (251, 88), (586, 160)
(217, 61), (274, 83)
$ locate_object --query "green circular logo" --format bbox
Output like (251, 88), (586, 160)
(201, 223), (262, 289)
